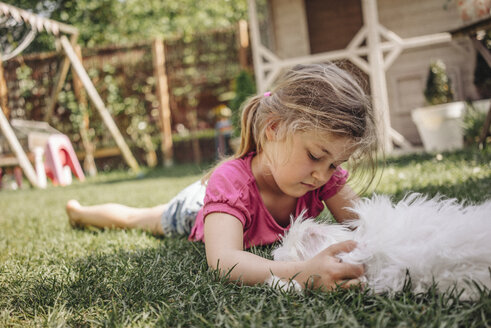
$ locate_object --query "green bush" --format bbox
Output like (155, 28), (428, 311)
(228, 70), (256, 136)
(424, 60), (454, 106)
(463, 102), (487, 145)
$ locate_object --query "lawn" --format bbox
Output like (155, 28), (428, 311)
(1, 149), (490, 327)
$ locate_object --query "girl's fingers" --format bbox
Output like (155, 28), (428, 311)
(324, 240), (357, 256)
(316, 240), (365, 286)
(337, 278), (364, 289)
(338, 262), (364, 279)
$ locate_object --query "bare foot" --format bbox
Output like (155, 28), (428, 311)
(66, 199), (83, 228)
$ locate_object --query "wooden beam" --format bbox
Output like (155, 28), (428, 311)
(399, 33), (451, 51)
(142, 133), (157, 167)
(362, 0), (393, 152)
(187, 110), (201, 165)
(8, 51), (59, 62)
(390, 127), (413, 149)
(238, 19), (249, 70)
(44, 35), (77, 122)
(59, 35), (141, 173)
(0, 54), (10, 120)
(471, 37), (491, 67)
(0, 105), (41, 188)
(72, 44), (97, 176)
(449, 16), (491, 38)
(151, 38), (174, 167)
(75, 146), (121, 160)
(248, 0), (266, 92)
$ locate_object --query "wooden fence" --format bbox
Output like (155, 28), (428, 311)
(1, 21), (251, 168)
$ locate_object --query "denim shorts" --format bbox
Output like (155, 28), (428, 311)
(161, 180), (206, 236)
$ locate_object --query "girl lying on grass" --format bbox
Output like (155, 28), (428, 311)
(67, 63), (379, 291)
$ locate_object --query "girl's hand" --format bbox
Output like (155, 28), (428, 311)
(299, 240), (364, 290)
(204, 212), (363, 290)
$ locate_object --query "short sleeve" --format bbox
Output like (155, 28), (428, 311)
(201, 164), (252, 229)
(318, 167), (349, 200)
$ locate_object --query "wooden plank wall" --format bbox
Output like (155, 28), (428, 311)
(305, 0), (363, 54)
(270, 0), (310, 58)
(267, 0), (480, 145)
(379, 0), (479, 144)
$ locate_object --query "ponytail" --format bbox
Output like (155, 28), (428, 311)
(235, 95), (262, 158)
(202, 62), (378, 192)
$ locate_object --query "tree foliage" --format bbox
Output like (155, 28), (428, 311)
(229, 70), (256, 136)
(1, 0), (248, 52)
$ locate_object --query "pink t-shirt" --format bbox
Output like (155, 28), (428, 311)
(188, 153), (348, 248)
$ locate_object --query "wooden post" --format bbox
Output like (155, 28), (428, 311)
(248, 0), (266, 93)
(0, 105), (41, 188)
(238, 20), (249, 70)
(142, 133), (157, 167)
(59, 35), (141, 174)
(0, 55), (10, 120)
(151, 38), (174, 167)
(362, 0), (393, 152)
(72, 44), (97, 176)
(44, 35), (76, 122)
(187, 110), (201, 165)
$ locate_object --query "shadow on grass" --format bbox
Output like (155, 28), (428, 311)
(382, 174), (491, 203)
(8, 238), (207, 321)
(79, 161), (215, 186)
(384, 147), (490, 168)
(9, 238), (296, 326)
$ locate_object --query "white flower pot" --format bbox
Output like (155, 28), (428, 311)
(411, 101), (465, 152)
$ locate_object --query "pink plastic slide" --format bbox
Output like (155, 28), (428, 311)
(44, 134), (85, 186)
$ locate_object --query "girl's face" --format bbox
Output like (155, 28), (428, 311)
(264, 130), (355, 198)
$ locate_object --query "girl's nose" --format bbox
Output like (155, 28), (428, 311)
(311, 168), (333, 184)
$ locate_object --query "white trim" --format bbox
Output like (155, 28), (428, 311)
(347, 26), (368, 50)
(247, 0), (265, 92)
(362, 0), (393, 151)
(0, 106), (41, 187)
(247, 0), (456, 150)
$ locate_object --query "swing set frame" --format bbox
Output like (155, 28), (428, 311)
(0, 2), (140, 188)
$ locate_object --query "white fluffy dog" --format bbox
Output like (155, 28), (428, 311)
(268, 193), (491, 300)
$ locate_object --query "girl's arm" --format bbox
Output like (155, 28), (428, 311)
(324, 185), (360, 224)
(204, 212), (364, 289)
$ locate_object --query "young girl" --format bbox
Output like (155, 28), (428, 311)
(67, 63), (379, 291)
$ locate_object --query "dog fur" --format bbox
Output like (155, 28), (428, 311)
(268, 193), (491, 299)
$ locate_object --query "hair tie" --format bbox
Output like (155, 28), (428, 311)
(263, 91), (272, 97)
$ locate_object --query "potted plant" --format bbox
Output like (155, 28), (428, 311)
(411, 60), (465, 152)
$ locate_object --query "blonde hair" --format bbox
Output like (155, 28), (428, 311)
(205, 63), (380, 192)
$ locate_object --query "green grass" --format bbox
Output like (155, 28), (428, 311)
(1, 149), (490, 327)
